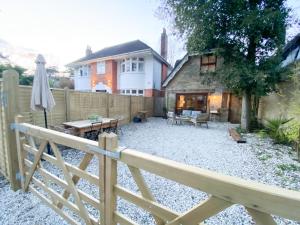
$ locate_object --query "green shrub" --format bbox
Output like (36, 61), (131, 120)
(265, 117), (293, 144)
(284, 121), (300, 143)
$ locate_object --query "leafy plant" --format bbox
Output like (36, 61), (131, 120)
(265, 117), (293, 144)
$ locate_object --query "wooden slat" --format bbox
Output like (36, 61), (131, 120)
(16, 122), (102, 155)
(166, 196), (232, 225)
(50, 142), (92, 225)
(115, 185), (179, 221)
(23, 144), (99, 185)
(246, 207), (277, 225)
(120, 148), (300, 221)
(58, 152), (94, 209)
(29, 186), (81, 225)
(114, 212), (139, 225)
(30, 175), (80, 213)
(24, 140), (47, 191)
(24, 158), (100, 209)
(128, 165), (165, 224)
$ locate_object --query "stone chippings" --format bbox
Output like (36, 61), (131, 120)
(0, 118), (300, 225)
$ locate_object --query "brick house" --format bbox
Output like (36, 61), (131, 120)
(68, 29), (171, 97)
(162, 53), (242, 123)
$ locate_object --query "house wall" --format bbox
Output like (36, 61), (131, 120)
(165, 55), (241, 122)
(74, 76), (91, 91)
(153, 58), (162, 91)
(90, 60), (117, 92)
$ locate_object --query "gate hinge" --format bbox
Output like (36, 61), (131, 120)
(87, 145), (126, 159)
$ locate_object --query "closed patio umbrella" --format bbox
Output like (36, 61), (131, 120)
(31, 54), (55, 153)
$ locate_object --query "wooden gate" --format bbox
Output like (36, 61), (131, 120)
(13, 116), (300, 225)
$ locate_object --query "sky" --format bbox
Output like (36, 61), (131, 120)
(0, 0), (299, 71)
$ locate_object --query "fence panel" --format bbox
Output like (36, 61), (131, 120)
(108, 94), (131, 124)
(131, 96), (144, 118)
(144, 97), (154, 117)
(69, 91), (108, 121)
(18, 86), (67, 127)
(0, 79), (9, 179)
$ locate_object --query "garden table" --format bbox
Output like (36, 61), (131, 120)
(63, 118), (114, 137)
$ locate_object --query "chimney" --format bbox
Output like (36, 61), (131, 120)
(86, 45), (92, 56)
(160, 28), (168, 60)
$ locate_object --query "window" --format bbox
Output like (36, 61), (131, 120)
(121, 57), (144, 73)
(138, 90), (144, 95)
(97, 62), (106, 74)
(201, 54), (216, 72)
(126, 90), (130, 94)
(131, 90), (137, 94)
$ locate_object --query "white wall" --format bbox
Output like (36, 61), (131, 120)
(74, 66), (91, 91)
(117, 55), (154, 90)
(153, 58), (162, 90)
(74, 76), (91, 91)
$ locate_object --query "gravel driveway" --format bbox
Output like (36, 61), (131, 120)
(0, 118), (299, 225)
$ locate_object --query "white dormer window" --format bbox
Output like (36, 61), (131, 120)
(121, 57), (144, 73)
(97, 62), (106, 74)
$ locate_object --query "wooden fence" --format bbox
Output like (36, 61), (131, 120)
(12, 117), (300, 225)
(0, 70), (156, 187)
(0, 79), (9, 179)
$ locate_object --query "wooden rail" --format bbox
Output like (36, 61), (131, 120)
(13, 117), (300, 225)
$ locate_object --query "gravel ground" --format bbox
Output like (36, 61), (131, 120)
(0, 117), (300, 225)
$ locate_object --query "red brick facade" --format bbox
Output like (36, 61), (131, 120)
(90, 60), (117, 92)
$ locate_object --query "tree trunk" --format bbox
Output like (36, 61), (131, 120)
(241, 90), (251, 131)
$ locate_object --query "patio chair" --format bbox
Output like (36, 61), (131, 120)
(167, 111), (176, 125)
(108, 119), (119, 134)
(190, 113), (209, 128)
(85, 122), (103, 141)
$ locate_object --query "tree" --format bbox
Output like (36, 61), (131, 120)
(161, 0), (292, 131)
(0, 63), (33, 85)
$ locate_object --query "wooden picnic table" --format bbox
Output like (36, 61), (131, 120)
(63, 118), (114, 137)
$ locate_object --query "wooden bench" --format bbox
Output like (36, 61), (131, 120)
(229, 128), (246, 143)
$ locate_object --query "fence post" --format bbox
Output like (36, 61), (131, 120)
(3, 69), (21, 191)
(98, 133), (107, 224)
(105, 133), (118, 225)
(64, 87), (70, 122)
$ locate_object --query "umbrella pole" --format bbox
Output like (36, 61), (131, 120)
(44, 109), (52, 155)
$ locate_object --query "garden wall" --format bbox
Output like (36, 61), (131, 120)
(258, 62), (300, 124)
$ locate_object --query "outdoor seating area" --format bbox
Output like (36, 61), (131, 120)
(167, 110), (209, 128)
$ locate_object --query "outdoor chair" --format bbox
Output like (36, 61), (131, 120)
(108, 119), (119, 134)
(85, 122), (103, 141)
(167, 111), (177, 125)
(190, 113), (209, 128)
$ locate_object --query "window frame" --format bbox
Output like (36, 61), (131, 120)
(200, 54), (217, 73)
(97, 61), (106, 75)
(121, 57), (145, 73)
